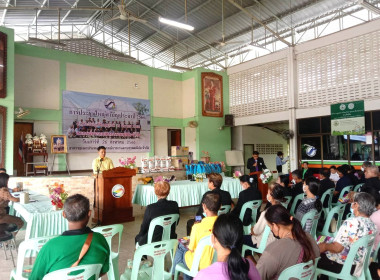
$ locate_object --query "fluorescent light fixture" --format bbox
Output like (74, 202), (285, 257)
(159, 17), (194, 31)
(358, 0), (380, 15)
(171, 65), (192, 71)
(28, 37), (66, 47)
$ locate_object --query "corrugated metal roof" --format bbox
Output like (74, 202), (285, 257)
(1, 0), (378, 70)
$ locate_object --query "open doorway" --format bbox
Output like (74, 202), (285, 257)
(168, 129), (181, 156)
(244, 144), (254, 175)
(14, 122), (33, 176)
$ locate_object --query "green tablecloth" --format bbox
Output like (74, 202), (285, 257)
(12, 192), (68, 240)
(132, 177), (241, 207)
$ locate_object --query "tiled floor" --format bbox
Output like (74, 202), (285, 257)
(0, 203), (197, 279)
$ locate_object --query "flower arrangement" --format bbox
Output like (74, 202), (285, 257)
(154, 175), (176, 183)
(260, 169), (273, 184)
(233, 170), (242, 179)
(193, 173), (206, 182)
(138, 177), (153, 185)
(49, 183), (68, 210)
(119, 156), (137, 169)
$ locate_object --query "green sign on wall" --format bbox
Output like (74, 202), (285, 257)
(331, 100), (364, 135)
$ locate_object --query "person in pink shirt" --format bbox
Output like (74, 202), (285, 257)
(195, 214), (260, 280)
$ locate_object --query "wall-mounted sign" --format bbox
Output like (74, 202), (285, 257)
(331, 100), (364, 135)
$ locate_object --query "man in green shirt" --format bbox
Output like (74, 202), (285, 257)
(29, 194), (110, 280)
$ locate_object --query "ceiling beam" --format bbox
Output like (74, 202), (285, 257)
(227, 0), (292, 47)
(0, 6), (113, 11)
(0, 0), (11, 26)
(60, 0), (81, 24)
(32, 0), (48, 25)
(132, 0), (226, 57)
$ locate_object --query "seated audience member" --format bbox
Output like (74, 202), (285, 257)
(333, 165), (353, 203)
(0, 173), (24, 231)
(277, 174), (291, 197)
(231, 175), (262, 226)
(356, 169), (365, 184)
(194, 214), (260, 280)
(319, 168), (335, 207)
(347, 165), (359, 186)
(186, 173), (233, 235)
(172, 192), (221, 280)
(135, 181), (179, 246)
(318, 192), (376, 279)
(30, 194), (110, 280)
(301, 162), (314, 180)
(295, 177), (322, 233)
(362, 161), (373, 173)
(329, 165), (340, 184)
(265, 175), (290, 210)
(0, 168), (6, 173)
(243, 183), (285, 249)
(359, 166), (380, 202)
(290, 170), (304, 197)
(256, 205), (320, 280)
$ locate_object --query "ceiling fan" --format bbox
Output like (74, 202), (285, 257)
(106, 1), (147, 24)
(215, 0), (245, 47)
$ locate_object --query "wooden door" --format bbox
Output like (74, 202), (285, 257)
(14, 122), (33, 176)
(167, 129), (181, 155)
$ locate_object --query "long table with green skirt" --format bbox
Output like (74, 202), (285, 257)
(132, 177), (241, 207)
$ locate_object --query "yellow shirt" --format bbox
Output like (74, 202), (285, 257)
(92, 157), (114, 174)
(185, 216), (217, 270)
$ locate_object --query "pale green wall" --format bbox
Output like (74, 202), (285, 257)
(4, 42), (231, 172)
(0, 27), (14, 174)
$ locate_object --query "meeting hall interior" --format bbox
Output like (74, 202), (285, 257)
(1, 0), (380, 279)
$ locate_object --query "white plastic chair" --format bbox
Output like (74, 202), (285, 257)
(174, 235), (217, 280)
(218, 205), (231, 215)
(10, 236), (57, 280)
(93, 224), (123, 280)
(120, 239), (178, 280)
(239, 200), (262, 234)
(42, 264), (102, 280)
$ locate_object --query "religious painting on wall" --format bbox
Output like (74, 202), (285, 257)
(51, 135), (67, 154)
(0, 32), (7, 99)
(201, 72), (223, 117)
(62, 90), (151, 153)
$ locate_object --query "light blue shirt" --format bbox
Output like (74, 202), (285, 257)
(276, 156), (287, 166)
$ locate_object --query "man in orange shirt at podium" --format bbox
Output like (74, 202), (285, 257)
(92, 146), (114, 175)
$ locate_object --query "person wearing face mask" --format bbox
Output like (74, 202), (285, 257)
(194, 214), (261, 280)
(317, 192), (376, 279)
(295, 177), (322, 233)
(231, 175), (262, 226)
(333, 165), (353, 203)
(242, 183), (285, 250)
(256, 205), (320, 280)
(265, 175), (290, 210)
(172, 192), (221, 280)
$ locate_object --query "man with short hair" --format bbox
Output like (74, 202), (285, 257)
(362, 161), (372, 172)
(319, 168), (335, 209)
(92, 146), (114, 174)
(186, 173), (233, 235)
(0, 168), (6, 173)
(30, 194), (110, 280)
(172, 192), (221, 279)
(247, 151), (267, 173)
(360, 166), (380, 205)
(291, 170), (304, 198)
(301, 162), (313, 180)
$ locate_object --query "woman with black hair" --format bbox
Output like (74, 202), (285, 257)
(295, 177), (323, 233)
(243, 183), (285, 249)
(256, 205), (320, 280)
(194, 214), (260, 280)
(231, 175), (262, 226)
(334, 165), (353, 203)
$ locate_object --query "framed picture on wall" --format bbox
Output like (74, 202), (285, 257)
(51, 135), (67, 154)
(201, 72), (223, 117)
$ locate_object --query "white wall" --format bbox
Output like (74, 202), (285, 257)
(185, 127), (196, 160)
(15, 55), (60, 110)
(182, 78), (195, 118)
(236, 126), (288, 173)
(153, 77), (182, 118)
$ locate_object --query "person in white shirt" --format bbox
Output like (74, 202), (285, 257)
(329, 165), (340, 184)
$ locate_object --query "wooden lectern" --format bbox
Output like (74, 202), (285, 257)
(250, 171), (268, 202)
(93, 167), (136, 225)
